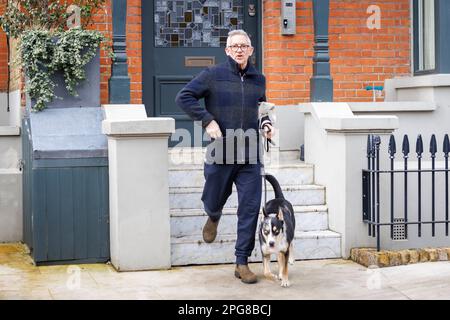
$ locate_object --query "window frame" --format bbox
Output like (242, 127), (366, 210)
(413, 0), (437, 75)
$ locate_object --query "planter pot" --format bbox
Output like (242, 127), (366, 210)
(27, 49), (100, 112)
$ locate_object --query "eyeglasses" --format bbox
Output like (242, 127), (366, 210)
(228, 44), (251, 52)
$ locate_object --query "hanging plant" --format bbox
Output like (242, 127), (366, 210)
(19, 30), (57, 112)
(0, 0), (111, 111)
(53, 27), (104, 96)
(20, 28), (104, 111)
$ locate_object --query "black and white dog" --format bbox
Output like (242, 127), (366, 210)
(259, 174), (296, 287)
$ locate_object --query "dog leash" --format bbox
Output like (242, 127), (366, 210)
(262, 125), (274, 209)
(262, 125), (275, 153)
(264, 171), (267, 208)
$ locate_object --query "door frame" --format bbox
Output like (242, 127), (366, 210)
(142, 0), (263, 117)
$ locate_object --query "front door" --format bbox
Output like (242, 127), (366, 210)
(142, 0), (262, 147)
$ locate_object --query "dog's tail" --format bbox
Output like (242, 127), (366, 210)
(264, 174), (285, 199)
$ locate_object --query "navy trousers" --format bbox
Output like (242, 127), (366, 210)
(202, 163), (262, 265)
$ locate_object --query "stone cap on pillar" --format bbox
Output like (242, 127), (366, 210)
(102, 118), (175, 137)
(299, 102), (399, 134)
(101, 104), (175, 137)
(320, 116), (399, 133)
(102, 104), (148, 120)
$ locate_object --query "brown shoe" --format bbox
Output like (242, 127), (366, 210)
(202, 217), (219, 243)
(234, 264), (258, 284)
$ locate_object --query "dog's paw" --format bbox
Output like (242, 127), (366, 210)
(264, 272), (279, 281)
(288, 258), (294, 265)
(280, 279), (291, 288)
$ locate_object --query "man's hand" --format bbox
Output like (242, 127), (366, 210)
(206, 120), (222, 139)
(263, 124), (276, 140)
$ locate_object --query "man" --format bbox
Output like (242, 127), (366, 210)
(175, 30), (274, 284)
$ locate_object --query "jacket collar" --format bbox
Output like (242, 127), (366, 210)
(226, 55), (258, 76)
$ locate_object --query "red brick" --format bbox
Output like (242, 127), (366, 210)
(263, 0), (411, 104)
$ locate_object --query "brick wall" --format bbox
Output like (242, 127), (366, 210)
(263, 0), (411, 104)
(0, 0), (7, 93)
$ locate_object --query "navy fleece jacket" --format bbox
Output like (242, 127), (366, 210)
(175, 55), (269, 164)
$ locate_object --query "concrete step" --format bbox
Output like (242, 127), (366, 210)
(168, 148), (301, 166)
(169, 184), (325, 209)
(169, 162), (314, 188)
(170, 205), (329, 237)
(171, 230), (341, 266)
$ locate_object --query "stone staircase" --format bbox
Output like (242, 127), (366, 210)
(168, 149), (341, 266)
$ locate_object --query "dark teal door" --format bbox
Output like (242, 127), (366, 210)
(143, 0), (262, 147)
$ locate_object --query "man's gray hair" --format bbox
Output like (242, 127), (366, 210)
(226, 29), (252, 47)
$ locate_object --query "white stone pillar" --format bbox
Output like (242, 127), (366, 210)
(102, 104), (175, 271)
(301, 103), (399, 258)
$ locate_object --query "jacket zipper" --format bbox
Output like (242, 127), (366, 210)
(240, 73), (245, 162)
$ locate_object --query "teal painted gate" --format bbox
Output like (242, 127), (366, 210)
(22, 111), (110, 266)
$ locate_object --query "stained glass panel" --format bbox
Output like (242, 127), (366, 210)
(155, 0), (244, 47)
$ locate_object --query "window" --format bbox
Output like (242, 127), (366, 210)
(154, 0), (244, 48)
(414, 0), (436, 73)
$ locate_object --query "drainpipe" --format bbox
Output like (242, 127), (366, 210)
(6, 31), (10, 112)
(1, 19), (10, 112)
(310, 0), (333, 102)
(109, 0), (131, 104)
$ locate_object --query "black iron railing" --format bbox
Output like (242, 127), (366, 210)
(362, 134), (450, 251)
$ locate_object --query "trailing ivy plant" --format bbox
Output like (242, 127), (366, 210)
(19, 30), (57, 112)
(0, 0), (110, 111)
(20, 28), (104, 111)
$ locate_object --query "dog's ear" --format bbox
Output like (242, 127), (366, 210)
(277, 208), (284, 221)
(262, 206), (269, 217)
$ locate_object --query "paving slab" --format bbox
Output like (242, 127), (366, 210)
(1, 243), (450, 300)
